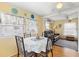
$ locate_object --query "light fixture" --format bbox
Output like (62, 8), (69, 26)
(56, 2), (63, 9)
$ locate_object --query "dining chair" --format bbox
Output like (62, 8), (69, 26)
(46, 36), (53, 57)
(15, 36), (26, 57)
(15, 36), (36, 57)
(37, 36), (53, 57)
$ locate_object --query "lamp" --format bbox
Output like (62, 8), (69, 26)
(56, 2), (63, 9)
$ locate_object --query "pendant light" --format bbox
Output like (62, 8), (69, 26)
(56, 2), (63, 9)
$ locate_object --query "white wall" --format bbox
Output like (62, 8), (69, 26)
(78, 12), (79, 52)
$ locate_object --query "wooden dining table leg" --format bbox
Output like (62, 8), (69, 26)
(34, 53), (38, 57)
(51, 48), (53, 57)
(51, 39), (53, 57)
(46, 38), (49, 57)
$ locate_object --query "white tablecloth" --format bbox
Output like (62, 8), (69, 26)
(24, 37), (52, 53)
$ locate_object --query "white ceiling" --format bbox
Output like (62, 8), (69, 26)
(8, 2), (79, 20)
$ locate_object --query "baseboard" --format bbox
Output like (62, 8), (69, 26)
(10, 53), (18, 57)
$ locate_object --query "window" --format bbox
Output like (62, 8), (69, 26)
(28, 19), (38, 36)
(45, 21), (50, 30)
(64, 23), (77, 37)
(29, 20), (38, 33)
(0, 12), (24, 37)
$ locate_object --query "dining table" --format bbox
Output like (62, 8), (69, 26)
(23, 37), (52, 56)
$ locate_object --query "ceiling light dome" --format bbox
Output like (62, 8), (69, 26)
(56, 2), (63, 9)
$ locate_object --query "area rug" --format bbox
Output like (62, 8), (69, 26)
(55, 39), (78, 51)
